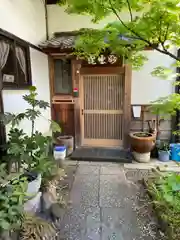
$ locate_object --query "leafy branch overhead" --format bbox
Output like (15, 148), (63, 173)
(58, 0), (180, 120)
(59, 0), (180, 67)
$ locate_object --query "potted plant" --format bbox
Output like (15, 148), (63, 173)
(129, 132), (156, 162)
(1, 86), (61, 212)
(0, 164), (57, 240)
(158, 142), (170, 162)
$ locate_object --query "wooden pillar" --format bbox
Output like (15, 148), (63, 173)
(72, 59), (82, 147)
(123, 64), (132, 148)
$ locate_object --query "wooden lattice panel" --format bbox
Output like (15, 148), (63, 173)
(82, 74), (124, 147)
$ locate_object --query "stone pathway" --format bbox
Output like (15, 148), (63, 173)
(58, 161), (165, 240)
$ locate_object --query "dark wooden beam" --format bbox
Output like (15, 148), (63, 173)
(46, 0), (58, 4)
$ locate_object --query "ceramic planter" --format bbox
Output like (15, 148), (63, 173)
(129, 132), (156, 153)
(158, 150), (170, 162)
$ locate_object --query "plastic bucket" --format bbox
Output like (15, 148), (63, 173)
(170, 143), (180, 162)
(54, 145), (66, 161)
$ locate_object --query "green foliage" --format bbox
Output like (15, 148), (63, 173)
(59, 0), (180, 67)
(151, 93), (180, 116)
(148, 172), (180, 239)
(0, 165), (28, 233)
(158, 142), (170, 151)
(1, 86), (61, 173)
(58, 0), (180, 120)
(0, 86), (63, 235)
(41, 163), (66, 190)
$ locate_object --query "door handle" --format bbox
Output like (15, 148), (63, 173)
(82, 109), (84, 115)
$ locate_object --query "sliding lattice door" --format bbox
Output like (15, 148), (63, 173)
(81, 74), (124, 147)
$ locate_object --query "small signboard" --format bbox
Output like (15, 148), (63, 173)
(3, 74), (15, 83)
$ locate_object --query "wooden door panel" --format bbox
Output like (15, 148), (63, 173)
(81, 74), (124, 147)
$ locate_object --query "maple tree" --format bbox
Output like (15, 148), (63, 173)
(59, 0), (180, 117)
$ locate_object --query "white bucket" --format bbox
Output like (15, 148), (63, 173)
(54, 146), (66, 161)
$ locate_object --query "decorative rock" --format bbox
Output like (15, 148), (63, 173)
(42, 185), (57, 210)
(50, 203), (65, 219)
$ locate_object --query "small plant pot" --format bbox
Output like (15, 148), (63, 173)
(158, 150), (170, 162)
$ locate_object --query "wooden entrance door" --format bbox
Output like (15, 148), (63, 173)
(80, 67), (125, 147)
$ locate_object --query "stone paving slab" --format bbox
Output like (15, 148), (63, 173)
(70, 173), (99, 207)
(57, 162), (166, 240)
(59, 206), (101, 240)
(124, 159), (180, 172)
(100, 165), (124, 175)
(99, 172), (136, 208)
(125, 169), (156, 183)
(77, 161), (123, 166)
(76, 164), (100, 175)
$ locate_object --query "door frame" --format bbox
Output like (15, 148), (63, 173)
(79, 65), (132, 148)
(0, 89), (6, 157)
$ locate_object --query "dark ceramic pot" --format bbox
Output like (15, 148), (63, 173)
(129, 132), (156, 154)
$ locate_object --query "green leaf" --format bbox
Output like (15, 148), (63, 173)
(0, 220), (11, 230)
(29, 86), (37, 92)
(49, 120), (61, 133)
(58, 0), (180, 71)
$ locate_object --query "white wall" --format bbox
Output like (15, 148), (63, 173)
(48, 5), (175, 104)
(132, 50), (175, 104)
(3, 49), (51, 136)
(0, 0), (51, 136)
(0, 0), (46, 44)
(47, 5), (121, 36)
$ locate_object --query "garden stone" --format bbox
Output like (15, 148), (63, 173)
(42, 185), (57, 210)
(50, 203), (65, 219)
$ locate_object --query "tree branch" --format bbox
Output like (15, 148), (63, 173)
(108, 0), (180, 62)
(126, 0), (133, 21)
(164, 23), (170, 43)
